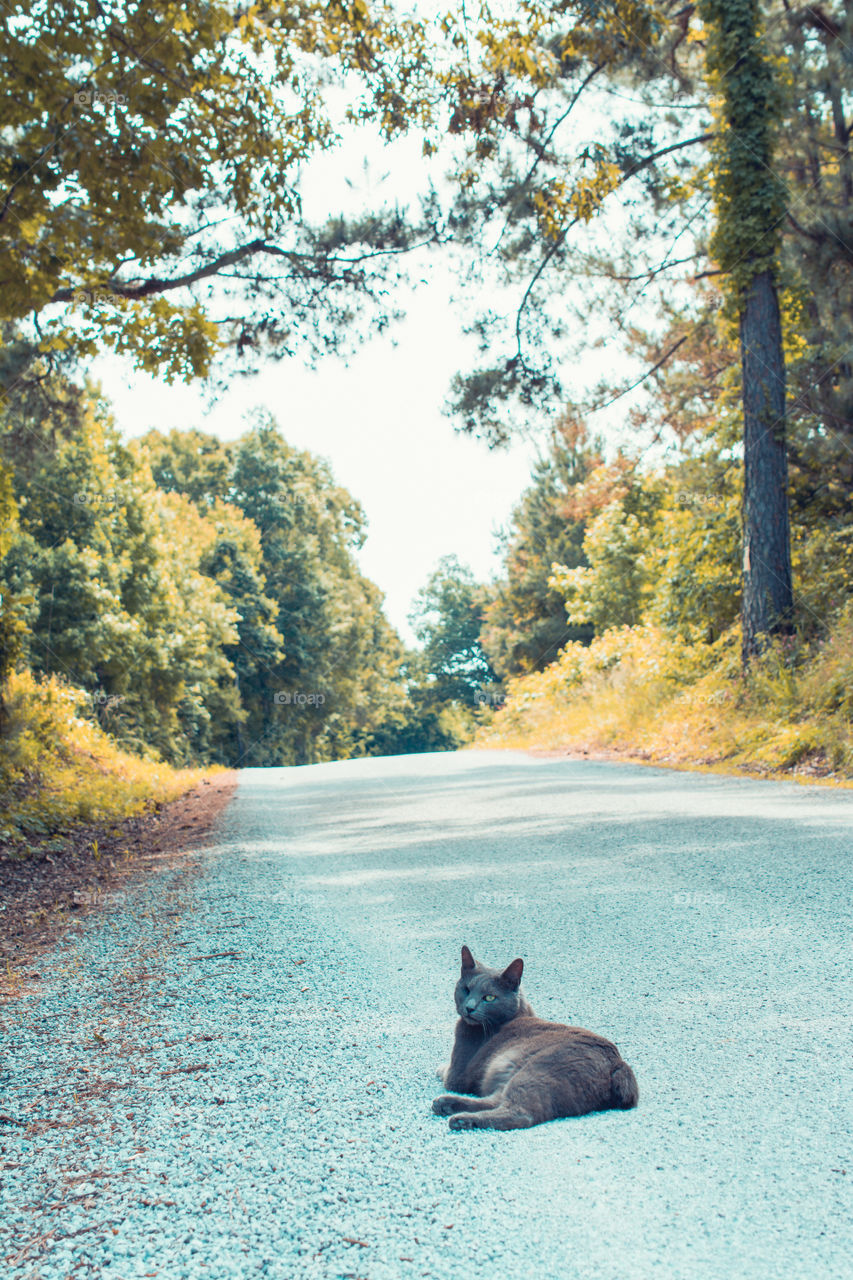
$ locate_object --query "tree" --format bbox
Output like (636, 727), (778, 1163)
(408, 555), (497, 707)
(643, 458), (741, 643)
(481, 415), (597, 676)
(140, 428), (233, 510)
(141, 418), (416, 766)
(364, 657), (466, 755)
(436, 0), (712, 442)
(0, 368), (244, 762)
(0, 462), (23, 720)
(553, 503), (649, 633)
(0, 355), (417, 768)
(0, 0), (432, 377)
(434, 1), (840, 658)
(699, 0), (792, 658)
(197, 529), (283, 761)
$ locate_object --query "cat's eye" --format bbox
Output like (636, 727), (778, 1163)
(484, 994), (497, 1002)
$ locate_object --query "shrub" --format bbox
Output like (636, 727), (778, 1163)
(475, 617), (853, 781)
(0, 670), (208, 847)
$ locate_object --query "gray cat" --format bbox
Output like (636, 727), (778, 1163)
(433, 946), (638, 1130)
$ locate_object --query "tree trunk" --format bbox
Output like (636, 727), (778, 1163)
(740, 268), (793, 660)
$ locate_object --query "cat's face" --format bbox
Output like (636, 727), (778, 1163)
(454, 946), (524, 1027)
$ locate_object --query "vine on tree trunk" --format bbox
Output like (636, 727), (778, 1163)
(699, 0), (794, 660)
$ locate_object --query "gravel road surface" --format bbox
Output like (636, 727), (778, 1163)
(3, 751), (852, 1279)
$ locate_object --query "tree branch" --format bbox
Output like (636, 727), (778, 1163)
(584, 334), (690, 415)
(801, 5), (842, 41)
(49, 230), (440, 305)
(513, 132), (714, 358)
(519, 64), (606, 186)
(50, 241), (296, 303)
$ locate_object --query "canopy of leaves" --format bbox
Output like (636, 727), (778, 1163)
(408, 554), (498, 707)
(0, 345), (420, 766)
(0, 0), (433, 377)
(431, 1), (851, 458)
(480, 415), (597, 676)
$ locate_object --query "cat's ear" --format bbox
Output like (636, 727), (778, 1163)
(461, 945), (476, 972)
(499, 958), (524, 989)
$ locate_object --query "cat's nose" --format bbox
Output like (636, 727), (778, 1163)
(465, 1002), (477, 1013)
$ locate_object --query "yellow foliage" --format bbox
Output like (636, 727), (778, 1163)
(569, 161), (622, 223)
(474, 620), (853, 783)
(0, 670), (212, 847)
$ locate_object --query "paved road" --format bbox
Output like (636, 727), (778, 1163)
(3, 752), (852, 1279)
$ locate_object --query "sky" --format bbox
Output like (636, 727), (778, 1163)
(89, 126), (552, 648)
(92, 274), (540, 646)
(90, 111), (642, 647)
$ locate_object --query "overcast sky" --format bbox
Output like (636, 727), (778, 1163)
(92, 279), (540, 647)
(91, 112), (642, 647)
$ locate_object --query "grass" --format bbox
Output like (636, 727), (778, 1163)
(473, 614), (853, 784)
(0, 670), (212, 850)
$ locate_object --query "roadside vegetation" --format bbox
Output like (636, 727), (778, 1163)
(0, 670), (208, 848)
(2, 0), (852, 856)
(426, 414), (853, 782)
(0, 345), (469, 850)
(474, 621), (853, 780)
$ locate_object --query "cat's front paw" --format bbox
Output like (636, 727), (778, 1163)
(432, 1094), (464, 1116)
(449, 1113), (481, 1130)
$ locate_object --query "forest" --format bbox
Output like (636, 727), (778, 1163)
(1, 0), (852, 847)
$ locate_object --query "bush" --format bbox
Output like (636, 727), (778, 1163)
(475, 618), (853, 781)
(0, 670), (208, 847)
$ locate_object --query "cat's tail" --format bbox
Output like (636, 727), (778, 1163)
(610, 1061), (639, 1110)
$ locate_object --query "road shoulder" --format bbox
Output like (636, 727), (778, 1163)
(0, 771), (237, 992)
